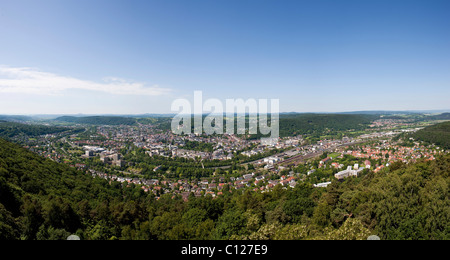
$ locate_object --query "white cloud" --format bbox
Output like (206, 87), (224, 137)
(0, 66), (171, 96)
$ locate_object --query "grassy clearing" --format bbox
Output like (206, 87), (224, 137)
(328, 152), (341, 159)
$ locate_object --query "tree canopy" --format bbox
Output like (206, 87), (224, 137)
(55, 116), (138, 126)
(0, 122), (73, 139)
(412, 121), (450, 149)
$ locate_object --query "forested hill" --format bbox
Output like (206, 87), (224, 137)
(278, 113), (378, 137)
(427, 113), (450, 120)
(1, 137), (448, 240)
(412, 121), (450, 149)
(55, 116), (138, 126)
(0, 122), (72, 139)
(0, 115), (33, 122)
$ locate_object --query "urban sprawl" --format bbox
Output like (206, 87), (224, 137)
(19, 119), (447, 201)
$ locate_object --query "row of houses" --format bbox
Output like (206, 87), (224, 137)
(85, 165), (304, 200)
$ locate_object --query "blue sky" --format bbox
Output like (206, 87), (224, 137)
(0, 0), (449, 114)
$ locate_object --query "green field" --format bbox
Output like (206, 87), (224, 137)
(328, 152), (341, 159)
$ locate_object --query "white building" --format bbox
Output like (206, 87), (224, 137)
(335, 166), (364, 180)
(314, 182), (332, 188)
(264, 156), (280, 165)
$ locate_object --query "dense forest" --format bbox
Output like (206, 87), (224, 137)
(412, 121), (450, 149)
(278, 113), (377, 137)
(55, 116), (138, 126)
(385, 113), (450, 122)
(424, 113), (450, 121)
(0, 115), (33, 122)
(0, 122), (73, 139)
(0, 138), (448, 240)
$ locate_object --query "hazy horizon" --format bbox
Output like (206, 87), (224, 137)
(2, 109), (450, 118)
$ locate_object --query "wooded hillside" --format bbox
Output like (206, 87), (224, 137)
(412, 121), (450, 149)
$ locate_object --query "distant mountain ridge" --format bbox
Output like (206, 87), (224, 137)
(3, 110), (450, 121)
(0, 115), (33, 122)
(54, 116), (138, 126)
(0, 121), (75, 139)
(341, 111), (420, 115)
(427, 113), (450, 120)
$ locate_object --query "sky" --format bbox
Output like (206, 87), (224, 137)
(0, 0), (449, 115)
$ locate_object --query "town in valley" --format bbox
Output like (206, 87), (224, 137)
(3, 113), (448, 202)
